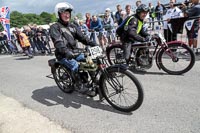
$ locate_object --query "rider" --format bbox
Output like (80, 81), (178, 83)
(49, 2), (97, 93)
(119, 4), (152, 64)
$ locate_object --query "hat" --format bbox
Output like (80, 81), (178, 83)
(105, 8), (111, 11)
(121, 10), (126, 15)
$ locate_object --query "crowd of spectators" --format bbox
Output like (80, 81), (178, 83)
(0, 0), (199, 56)
(0, 24), (52, 57)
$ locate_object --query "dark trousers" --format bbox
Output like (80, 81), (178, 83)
(164, 28), (177, 42)
(157, 13), (163, 25)
(123, 42), (132, 63)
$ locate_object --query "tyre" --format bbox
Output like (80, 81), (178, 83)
(100, 67), (144, 112)
(51, 65), (74, 93)
(106, 44), (126, 65)
(158, 43), (195, 75)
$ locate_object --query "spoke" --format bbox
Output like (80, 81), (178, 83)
(120, 91), (132, 106)
(122, 91), (138, 101)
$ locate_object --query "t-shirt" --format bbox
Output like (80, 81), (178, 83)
(157, 5), (164, 14)
(186, 3), (200, 17)
(163, 7), (183, 29)
(185, 3), (200, 27)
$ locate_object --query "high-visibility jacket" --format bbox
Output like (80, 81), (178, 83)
(117, 15), (149, 43)
(19, 32), (31, 47)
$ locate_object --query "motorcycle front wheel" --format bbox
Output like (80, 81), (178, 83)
(99, 67), (144, 112)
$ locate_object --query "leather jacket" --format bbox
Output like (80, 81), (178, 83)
(49, 20), (96, 60)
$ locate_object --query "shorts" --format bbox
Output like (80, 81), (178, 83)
(186, 25), (199, 39)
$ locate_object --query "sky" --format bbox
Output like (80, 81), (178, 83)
(0, 0), (182, 15)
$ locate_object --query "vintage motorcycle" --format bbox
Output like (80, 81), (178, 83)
(106, 33), (195, 75)
(48, 46), (144, 112)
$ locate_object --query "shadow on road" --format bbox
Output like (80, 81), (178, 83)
(14, 57), (33, 60)
(129, 68), (169, 75)
(31, 86), (132, 115)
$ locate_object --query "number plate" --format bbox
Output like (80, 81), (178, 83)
(88, 46), (103, 59)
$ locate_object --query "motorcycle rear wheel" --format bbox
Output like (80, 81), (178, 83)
(51, 65), (74, 93)
(158, 43), (195, 75)
(106, 44), (126, 65)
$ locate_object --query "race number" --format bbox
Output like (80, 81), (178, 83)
(89, 46), (103, 59)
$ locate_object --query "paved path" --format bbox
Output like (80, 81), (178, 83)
(0, 53), (200, 133)
(0, 93), (70, 133)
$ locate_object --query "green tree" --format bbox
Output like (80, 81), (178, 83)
(10, 11), (56, 28)
(40, 12), (53, 24)
(10, 11), (24, 28)
(76, 13), (83, 20)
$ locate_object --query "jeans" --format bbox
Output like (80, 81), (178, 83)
(60, 53), (85, 72)
(157, 13), (163, 25)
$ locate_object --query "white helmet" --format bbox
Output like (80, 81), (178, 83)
(105, 8), (111, 12)
(54, 2), (74, 19)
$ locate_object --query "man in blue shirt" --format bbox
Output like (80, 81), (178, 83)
(155, 1), (166, 25)
(89, 15), (103, 44)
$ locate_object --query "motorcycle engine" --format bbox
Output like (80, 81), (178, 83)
(79, 71), (89, 83)
(135, 48), (153, 69)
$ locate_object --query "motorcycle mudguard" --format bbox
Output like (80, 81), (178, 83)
(155, 41), (187, 70)
(99, 64), (129, 98)
(48, 58), (60, 68)
(105, 64), (129, 71)
(105, 42), (122, 52)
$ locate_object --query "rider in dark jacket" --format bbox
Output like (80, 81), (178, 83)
(120, 4), (151, 63)
(50, 2), (96, 65)
(49, 2), (97, 93)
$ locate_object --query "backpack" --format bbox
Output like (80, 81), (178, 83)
(116, 16), (134, 36)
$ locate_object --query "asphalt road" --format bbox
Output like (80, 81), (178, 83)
(0, 54), (200, 133)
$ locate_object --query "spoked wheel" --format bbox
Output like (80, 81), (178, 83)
(100, 67), (143, 112)
(158, 43), (195, 75)
(51, 65), (74, 93)
(106, 45), (126, 65)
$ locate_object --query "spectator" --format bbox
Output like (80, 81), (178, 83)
(148, 2), (156, 30)
(102, 12), (115, 45)
(105, 8), (115, 20)
(125, 5), (134, 19)
(36, 27), (50, 54)
(155, 1), (166, 25)
(79, 20), (89, 36)
(163, 1), (183, 42)
(10, 31), (19, 52)
(29, 24), (40, 52)
(183, 0), (200, 54)
(23, 26), (37, 54)
(85, 13), (92, 29)
(73, 16), (80, 27)
(15, 28), (33, 58)
(136, 0), (142, 7)
(0, 32), (9, 53)
(90, 15), (103, 44)
(115, 4), (123, 25)
(133, 0), (142, 12)
(118, 10), (127, 24)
